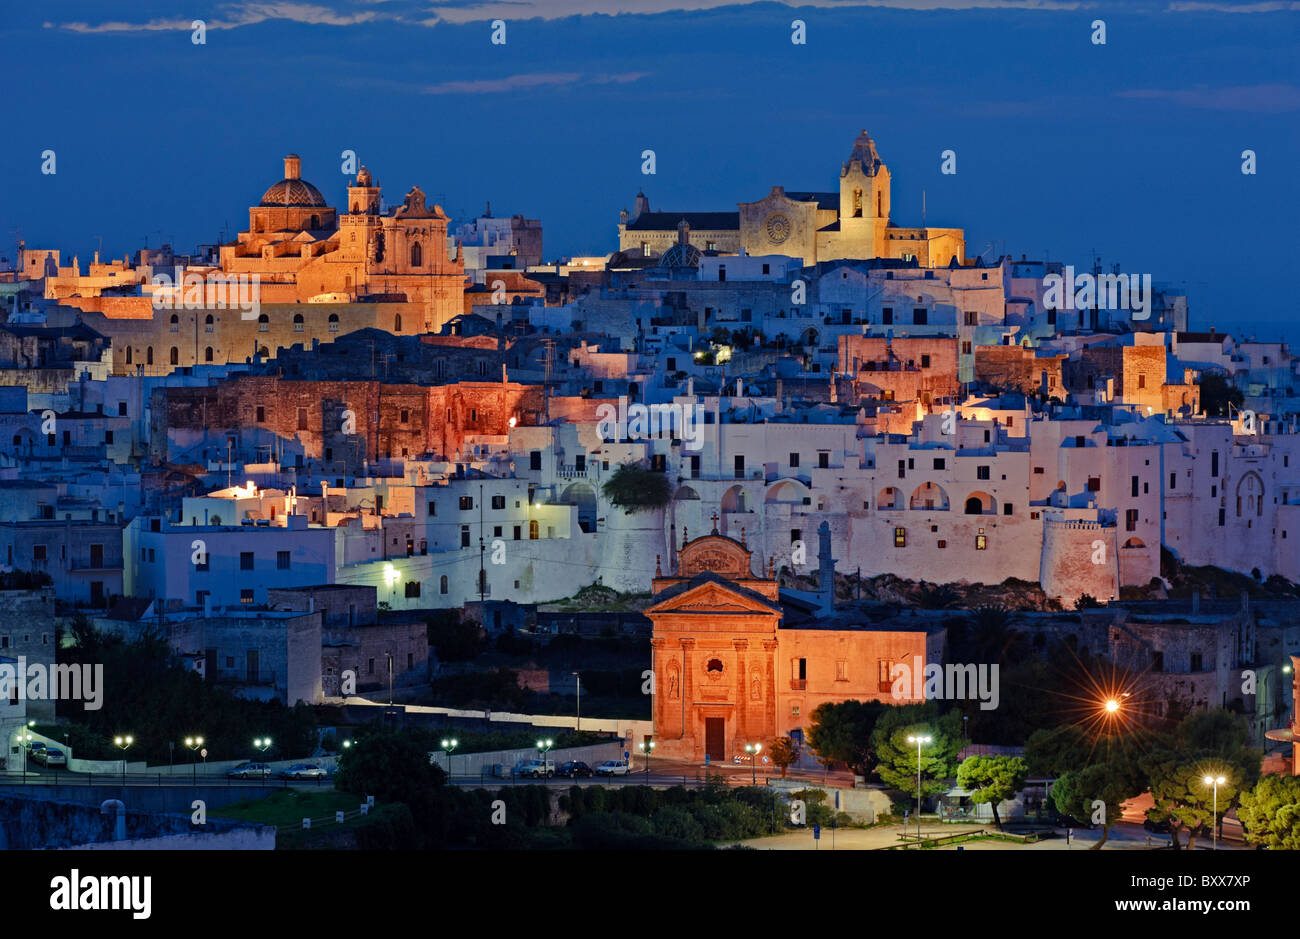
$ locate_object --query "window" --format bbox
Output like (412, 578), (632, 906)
(1169, 472), (1176, 490)
(240, 589), (254, 604)
(789, 452), (800, 468)
(921, 354), (931, 369)
(1131, 475), (1139, 498)
(410, 241), (423, 267)
(734, 455), (745, 479)
(277, 550), (291, 570)
(1087, 477), (1101, 492)
(33, 545), (47, 561)
(491, 495), (506, 510)
(1137, 374), (1146, 389)
(961, 341), (972, 355)
(894, 527), (906, 548)
(459, 496), (474, 511)
(1126, 509), (1139, 532)
(818, 452), (829, 469)
(881, 307), (894, 325)
(293, 313), (304, 332)
(933, 458), (945, 470)
(440, 576), (448, 595)
(878, 660), (895, 693)
(529, 520), (539, 540)
(913, 308), (927, 325)
(297, 408), (308, 431)
(256, 406), (265, 423)
(513, 525), (521, 541)
(204, 346), (213, 362)
(204, 314), (214, 333)
(460, 526), (471, 548)
(1190, 652), (1203, 672)
(240, 552), (254, 570)
(977, 465), (990, 480)
(170, 347), (179, 365)
(405, 581), (421, 598)
(835, 660), (848, 682)
(529, 451), (542, 471)
(790, 529), (802, 545)
(1003, 503), (1013, 516)
(328, 313), (339, 332)
(964, 311), (978, 326)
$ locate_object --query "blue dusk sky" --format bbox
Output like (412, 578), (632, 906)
(2, 1), (1297, 340)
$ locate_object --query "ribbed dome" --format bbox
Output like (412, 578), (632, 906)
(260, 178), (327, 207)
(259, 154), (328, 207)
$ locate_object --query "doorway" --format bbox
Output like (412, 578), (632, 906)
(705, 717), (725, 761)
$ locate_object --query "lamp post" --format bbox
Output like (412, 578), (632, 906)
(745, 743), (762, 786)
(1203, 775), (1227, 851)
(253, 736), (272, 756)
(15, 731), (31, 783)
(906, 733), (932, 843)
(114, 735), (133, 784)
(442, 738), (459, 781)
(537, 738), (553, 777)
(573, 671), (581, 733)
(185, 736), (204, 785)
(639, 740), (655, 778)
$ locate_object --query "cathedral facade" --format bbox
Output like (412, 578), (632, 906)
(619, 131), (966, 269)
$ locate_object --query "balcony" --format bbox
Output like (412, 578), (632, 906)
(789, 679), (806, 691)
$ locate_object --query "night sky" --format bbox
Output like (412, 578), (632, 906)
(4, 1), (1297, 339)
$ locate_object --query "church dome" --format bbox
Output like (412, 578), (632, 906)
(659, 241), (702, 269)
(259, 154), (328, 207)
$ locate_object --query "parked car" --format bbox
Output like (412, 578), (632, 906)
(228, 761), (272, 779)
(512, 759), (555, 778)
(278, 763), (327, 779)
(43, 748), (66, 768)
(558, 761), (593, 778)
(28, 743), (47, 764)
(594, 760), (630, 777)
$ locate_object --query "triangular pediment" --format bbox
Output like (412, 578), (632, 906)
(646, 580), (778, 616)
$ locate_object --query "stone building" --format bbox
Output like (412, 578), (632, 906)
(619, 131), (965, 269)
(646, 523), (941, 762)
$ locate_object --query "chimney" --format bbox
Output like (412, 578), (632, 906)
(284, 154), (302, 180)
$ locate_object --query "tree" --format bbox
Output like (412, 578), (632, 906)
(1024, 724), (1091, 778)
(767, 736), (799, 778)
(1197, 372), (1242, 417)
(601, 462), (671, 514)
(957, 755), (1026, 830)
(1239, 774), (1300, 849)
(1049, 754), (1145, 848)
(870, 703), (964, 798)
(1141, 709), (1260, 849)
(806, 699), (885, 778)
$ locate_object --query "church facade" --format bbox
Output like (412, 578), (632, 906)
(618, 130), (965, 269)
(646, 522), (944, 763)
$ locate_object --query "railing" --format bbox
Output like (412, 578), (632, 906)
(790, 679), (807, 691)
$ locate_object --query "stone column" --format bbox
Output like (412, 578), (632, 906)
(680, 638), (696, 758)
(733, 639), (749, 748)
(763, 638), (779, 740)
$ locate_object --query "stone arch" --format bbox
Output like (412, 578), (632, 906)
(876, 486), (904, 510)
(721, 485), (751, 513)
(410, 241), (423, 268)
(964, 491), (996, 515)
(1123, 537), (1146, 548)
(561, 482), (598, 533)
(765, 479), (809, 505)
(204, 347), (213, 362)
(909, 481), (949, 511)
(1236, 471), (1264, 517)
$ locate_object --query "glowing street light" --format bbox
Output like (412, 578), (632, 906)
(537, 738), (553, 776)
(442, 738), (459, 781)
(185, 736), (204, 785)
(639, 739), (656, 778)
(744, 743), (762, 785)
(253, 737), (272, 754)
(114, 735), (133, 784)
(1202, 774), (1227, 851)
(906, 734), (933, 843)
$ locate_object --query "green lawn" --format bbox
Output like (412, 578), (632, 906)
(212, 789), (361, 827)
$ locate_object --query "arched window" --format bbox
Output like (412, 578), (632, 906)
(257, 313), (269, 332)
(410, 241), (422, 268)
(125, 346), (133, 365)
(258, 346), (269, 358)
(204, 314), (214, 333)
(394, 314), (402, 333)
(146, 347), (153, 366)
(293, 313), (304, 332)
(204, 347), (214, 362)
(169, 347), (179, 366)
(328, 313), (340, 333)
(439, 575), (448, 595)
(169, 313), (179, 332)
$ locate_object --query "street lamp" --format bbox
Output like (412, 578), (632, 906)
(1203, 774), (1227, 851)
(745, 743), (762, 786)
(114, 735), (133, 784)
(184, 736), (204, 785)
(906, 734), (932, 843)
(15, 731), (32, 783)
(639, 740), (655, 778)
(537, 738), (553, 775)
(253, 737), (272, 755)
(442, 738), (459, 781)
(573, 671), (581, 733)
